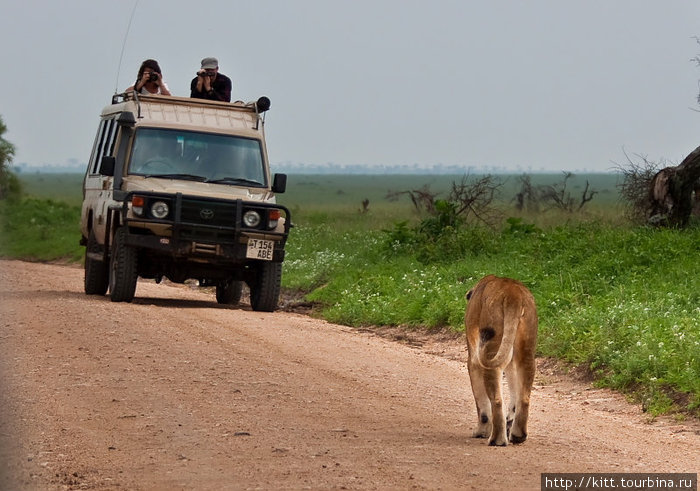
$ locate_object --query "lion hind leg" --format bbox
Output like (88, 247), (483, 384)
(507, 358), (535, 444)
(483, 368), (507, 446)
(468, 359), (492, 438)
(505, 363), (518, 439)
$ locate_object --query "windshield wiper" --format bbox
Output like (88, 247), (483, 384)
(144, 174), (208, 182)
(206, 177), (263, 186)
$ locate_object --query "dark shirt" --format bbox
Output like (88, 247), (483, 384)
(190, 72), (232, 102)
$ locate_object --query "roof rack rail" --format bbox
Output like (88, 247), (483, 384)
(109, 91), (270, 125)
(112, 90), (142, 118)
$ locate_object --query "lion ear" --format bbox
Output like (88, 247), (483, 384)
(466, 289), (474, 300)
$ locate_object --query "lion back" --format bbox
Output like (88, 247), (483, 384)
(465, 276), (536, 369)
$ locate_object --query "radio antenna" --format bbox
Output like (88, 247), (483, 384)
(114, 0), (140, 94)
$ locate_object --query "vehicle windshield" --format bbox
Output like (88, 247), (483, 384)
(128, 128), (266, 186)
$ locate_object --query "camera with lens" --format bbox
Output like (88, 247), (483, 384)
(197, 70), (215, 77)
(148, 72), (159, 82)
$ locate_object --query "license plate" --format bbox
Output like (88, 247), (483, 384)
(246, 238), (274, 260)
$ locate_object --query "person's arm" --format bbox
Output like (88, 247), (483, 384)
(210, 77), (232, 102)
(134, 72), (149, 92)
(157, 77), (171, 96)
(190, 77), (206, 99)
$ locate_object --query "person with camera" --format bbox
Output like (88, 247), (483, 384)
(190, 57), (232, 102)
(127, 59), (171, 95)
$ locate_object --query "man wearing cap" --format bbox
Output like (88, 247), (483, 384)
(190, 57), (232, 102)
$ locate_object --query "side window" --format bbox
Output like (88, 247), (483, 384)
(88, 118), (118, 175)
(88, 121), (107, 174)
(105, 119), (117, 157)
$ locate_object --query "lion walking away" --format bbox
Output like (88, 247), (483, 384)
(464, 275), (538, 446)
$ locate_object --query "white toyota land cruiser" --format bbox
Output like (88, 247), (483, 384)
(80, 92), (290, 312)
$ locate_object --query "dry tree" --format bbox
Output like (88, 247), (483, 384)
(386, 175), (503, 227)
(513, 174), (540, 212)
(613, 150), (663, 223)
(537, 172), (597, 213)
(447, 174), (503, 226)
(386, 184), (438, 214)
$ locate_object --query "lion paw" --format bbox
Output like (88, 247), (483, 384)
(510, 432), (527, 444)
(471, 428), (489, 439)
(488, 437), (508, 447)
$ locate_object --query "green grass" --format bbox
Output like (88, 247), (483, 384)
(14, 172), (84, 206)
(3, 171), (698, 416)
(0, 197), (83, 262)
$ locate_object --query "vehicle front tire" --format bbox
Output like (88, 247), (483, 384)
(84, 228), (109, 295)
(248, 262), (282, 312)
(216, 279), (243, 305)
(109, 227), (138, 302)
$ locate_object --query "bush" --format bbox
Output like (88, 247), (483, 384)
(0, 170), (22, 200)
(382, 200), (500, 264)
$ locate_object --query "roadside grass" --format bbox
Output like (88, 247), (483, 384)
(3, 172), (699, 416)
(0, 197), (83, 262)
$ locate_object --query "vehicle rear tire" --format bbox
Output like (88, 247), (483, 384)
(216, 280), (243, 305)
(84, 229), (109, 295)
(109, 227), (138, 302)
(248, 262), (282, 312)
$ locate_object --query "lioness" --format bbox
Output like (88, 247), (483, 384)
(464, 275), (538, 446)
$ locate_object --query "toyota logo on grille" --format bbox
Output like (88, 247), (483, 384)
(200, 208), (215, 220)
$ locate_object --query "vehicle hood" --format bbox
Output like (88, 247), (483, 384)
(123, 176), (275, 203)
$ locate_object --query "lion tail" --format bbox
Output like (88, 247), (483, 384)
(478, 295), (521, 369)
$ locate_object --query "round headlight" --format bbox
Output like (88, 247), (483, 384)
(243, 210), (261, 228)
(150, 201), (170, 219)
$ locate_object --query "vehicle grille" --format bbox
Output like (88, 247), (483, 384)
(176, 198), (239, 244)
(180, 198), (238, 228)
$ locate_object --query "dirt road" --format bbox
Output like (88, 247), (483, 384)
(0, 260), (698, 490)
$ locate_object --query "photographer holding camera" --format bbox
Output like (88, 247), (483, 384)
(127, 59), (171, 96)
(190, 57), (232, 102)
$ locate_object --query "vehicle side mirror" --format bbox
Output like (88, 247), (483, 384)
(100, 156), (115, 176)
(271, 173), (287, 194)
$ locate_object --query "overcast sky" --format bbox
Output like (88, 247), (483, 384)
(1, 0), (699, 172)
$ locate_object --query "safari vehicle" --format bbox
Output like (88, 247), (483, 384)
(80, 92), (290, 312)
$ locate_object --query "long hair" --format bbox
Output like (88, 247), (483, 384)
(135, 59), (162, 85)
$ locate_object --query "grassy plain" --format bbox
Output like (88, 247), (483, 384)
(14, 172), (84, 206)
(1, 171), (698, 416)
